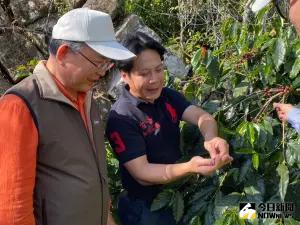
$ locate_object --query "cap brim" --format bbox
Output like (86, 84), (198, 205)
(85, 41), (136, 60)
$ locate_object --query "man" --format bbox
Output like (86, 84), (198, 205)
(0, 8), (135, 225)
(273, 0), (300, 133)
(106, 32), (233, 225)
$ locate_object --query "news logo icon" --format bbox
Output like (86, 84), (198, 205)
(239, 203), (257, 219)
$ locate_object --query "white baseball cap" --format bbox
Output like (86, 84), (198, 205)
(52, 8), (135, 60)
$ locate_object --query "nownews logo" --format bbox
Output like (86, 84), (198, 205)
(239, 203), (257, 219)
(239, 202), (295, 219)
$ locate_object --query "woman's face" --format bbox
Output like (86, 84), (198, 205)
(122, 49), (165, 103)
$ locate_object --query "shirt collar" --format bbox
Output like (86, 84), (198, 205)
(32, 61), (90, 110)
(120, 84), (165, 106)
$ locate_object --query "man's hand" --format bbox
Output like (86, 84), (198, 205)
(273, 103), (295, 122)
(188, 156), (217, 176)
(204, 137), (233, 167)
(188, 155), (229, 176)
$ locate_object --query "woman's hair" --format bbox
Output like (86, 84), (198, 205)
(117, 32), (166, 73)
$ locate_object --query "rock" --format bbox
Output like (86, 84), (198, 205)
(106, 68), (123, 99)
(0, 31), (43, 82)
(66, 0), (87, 9)
(93, 76), (113, 124)
(83, 0), (124, 20)
(163, 52), (189, 78)
(27, 13), (59, 54)
(10, 0), (50, 25)
(0, 6), (9, 25)
(116, 14), (161, 43)
(0, 73), (12, 96)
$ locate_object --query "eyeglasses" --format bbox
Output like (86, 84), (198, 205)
(77, 51), (115, 72)
(274, 0), (290, 21)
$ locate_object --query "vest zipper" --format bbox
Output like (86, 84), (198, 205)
(78, 111), (105, 225)
(42, 198), (48, 225)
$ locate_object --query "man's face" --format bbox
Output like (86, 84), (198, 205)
(122, 49), (164, 103)
(62, 46), (112, 93)
(290, 0), (300, 33)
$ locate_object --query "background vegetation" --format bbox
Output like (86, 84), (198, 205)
(107, 0), (300, 225)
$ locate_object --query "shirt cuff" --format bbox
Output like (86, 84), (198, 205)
(287, 107), (300, 133)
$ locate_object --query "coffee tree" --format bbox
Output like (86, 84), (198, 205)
(151, 6), (300, 225)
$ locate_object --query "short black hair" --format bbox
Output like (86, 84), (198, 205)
(117, 32), (166, 73)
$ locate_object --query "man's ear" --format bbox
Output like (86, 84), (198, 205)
(120, 71), (130, 82)
(56, 44), (70, 65)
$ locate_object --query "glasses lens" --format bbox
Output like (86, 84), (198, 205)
(274, 0), (290, 21)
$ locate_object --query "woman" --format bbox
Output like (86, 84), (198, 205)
(106, 32), (232, 225)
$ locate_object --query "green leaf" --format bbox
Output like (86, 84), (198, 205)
(233, 82), (249, 98)
(272, 38), (286, 69)
(189, 186), (216, 204)
(215, 192), (242, 207)
(244, 186), (262, 202)
(229, 21), (240, 39)
(262, 218), (277, 225)
(246, 219), (259, 225)
(204, 202), (215, 225)
(290, 57), (300, 79)
(27, 58), (38, 67)
(183, 199), (208, 224)
(261, 119), (274, 135)
(214, 215), (226, 225)
(183, 82), (195, 102)
(286, 140), (300, 167)
(244, 186), (261, 196)
(284, 217), (300, 225)
(172, 191), (184, 223)
(191, 49), (202, 69)
(15, 72), (31, 79)
(292, 76), (300, 89)
(206, 57), (220, 78)
(285, 181), (300, 221)
(239, 159), (252, 183)
(202, 100), (221, 114)
(252, 153), (259, 170)
(261, 38), (275, 51)
(247, 123), (256, 147)
(276, 163), (289, 201)
(189, 216), (202, 225)
(237, 121), (248, 136)
(235, 148), (256, 154)
(151, 190), (173, 211)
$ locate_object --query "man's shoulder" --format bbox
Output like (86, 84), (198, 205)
(5, 74), (37, 95)
(111, 98), (134, 114)
(0, 94), (28, 107)
(161, 87), (186, 102)
(162, 87), (181, 96)
(110, 98), (140, 118)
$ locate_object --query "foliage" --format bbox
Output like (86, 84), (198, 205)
(105, 142), (123, 223)
(54, 0), (72, 16)
(15, 59), (39, 80)
(150, 5), (300, 225)
(124, 0), (179, 41)
(106, 142), (122, 207)
(125, 0), (249, 58)
(106, 1), (300, 225)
